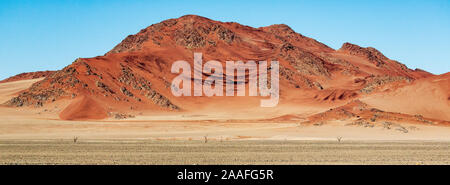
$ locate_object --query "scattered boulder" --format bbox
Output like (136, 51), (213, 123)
(120, 87), (134, 97)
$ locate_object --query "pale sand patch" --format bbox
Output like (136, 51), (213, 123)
(1, 106), (449, 141)
(0, 78), (44, 103)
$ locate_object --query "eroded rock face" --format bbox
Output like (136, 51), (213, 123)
(96, 81), (114, 94)
(360, 75), (412, 93)
(279, 43), (330, 77)
(120, 87), (134, 97)
(7, 89), (64, 107)
(214, 24), (235, 43)
(146, 89), (178, 110)
(339, 42), (388, 67)
(175, 27), (206, 48)
(109, 32), (150, 54)
(279, 65), (324, 89)
(263, 24), (297, 37)
(4, 63), (80, 107)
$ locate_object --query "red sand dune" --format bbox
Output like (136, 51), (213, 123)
(2, 15), (448, 122)
(361, 72), (450, 121)
(59, 96), (107, 120)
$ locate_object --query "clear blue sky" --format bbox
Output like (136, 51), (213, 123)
(1, 0), (449, 80)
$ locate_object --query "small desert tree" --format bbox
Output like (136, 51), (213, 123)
(73, 136), (78, 143)
(336, 136), (342, 143)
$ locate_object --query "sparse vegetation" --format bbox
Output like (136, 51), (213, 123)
(337, 136), (342, 143)
(1, 140), (449, 165)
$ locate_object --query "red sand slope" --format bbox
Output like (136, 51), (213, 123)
(59, 96), (107, 120)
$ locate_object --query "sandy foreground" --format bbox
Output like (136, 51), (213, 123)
(0, 78), (449, 164)
(1, 140), (449, 165)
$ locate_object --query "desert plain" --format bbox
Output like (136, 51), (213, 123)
(0, 78), (449, 165)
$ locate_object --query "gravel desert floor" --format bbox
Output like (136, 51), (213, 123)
(1, 140), (449, 165)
